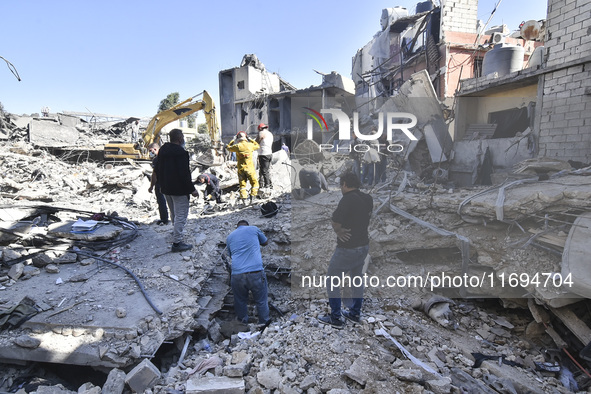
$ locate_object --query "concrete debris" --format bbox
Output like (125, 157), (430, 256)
(1, 114), (591, 393)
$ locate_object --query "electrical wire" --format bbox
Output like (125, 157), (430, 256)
(0, 55), (21, 81)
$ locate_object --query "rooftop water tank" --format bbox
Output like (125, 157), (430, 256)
(380, 7), (409, 30)
(416, 1), (433, 14)
(482, 43), (525, 77)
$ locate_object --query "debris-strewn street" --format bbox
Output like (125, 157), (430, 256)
(2, 0), (591, 392)
(1, 125), (591, 393)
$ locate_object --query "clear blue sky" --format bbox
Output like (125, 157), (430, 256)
(1, 0), (547, 118)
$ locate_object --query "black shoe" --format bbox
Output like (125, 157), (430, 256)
(342, 310), (360, 323)
(157, 220), (168, 226)
(317, 315), (344, 329)
(171, 242), (193, 252)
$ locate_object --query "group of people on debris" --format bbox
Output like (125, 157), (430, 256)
(147, 126), (373, 329)
(146, 124), (280, 250)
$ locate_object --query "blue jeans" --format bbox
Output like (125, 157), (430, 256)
(362, 163), (375, 185)
(327, 245), (369, 321)
(231, 271), (270, 324)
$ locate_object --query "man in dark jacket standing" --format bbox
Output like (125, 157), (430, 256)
(155, 129), (198, 252)
(318, 172), (373, 328)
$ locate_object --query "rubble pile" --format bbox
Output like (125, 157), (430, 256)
(1, 136), (591, 393)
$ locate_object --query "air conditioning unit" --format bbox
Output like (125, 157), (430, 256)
(491, 32), (505, 44)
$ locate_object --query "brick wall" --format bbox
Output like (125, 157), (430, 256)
(441, 0), (478, 35)
(545, 0), (591, 67)
(538, 0), (591, 162)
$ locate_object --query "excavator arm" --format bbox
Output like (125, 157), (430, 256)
(104, 90), (221, 161)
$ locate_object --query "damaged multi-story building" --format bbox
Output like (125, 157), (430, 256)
(218, 54), (357, 151)
(218, 0), (589, 189)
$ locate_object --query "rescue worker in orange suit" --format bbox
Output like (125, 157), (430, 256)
(226, 131), (260, 205)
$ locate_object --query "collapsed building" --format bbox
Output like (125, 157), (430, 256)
(1, 0), (591, 393)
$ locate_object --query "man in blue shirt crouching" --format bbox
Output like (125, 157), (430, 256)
(226, 220), (270, 325)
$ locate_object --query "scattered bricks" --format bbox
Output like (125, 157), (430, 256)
(102, 368), (126, 394)
(185, 376), (245, 394)
(125, 358), (161, 393)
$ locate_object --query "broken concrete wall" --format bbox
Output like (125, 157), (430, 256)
(450, 137), (535, 186)
(454, 88), (538, 140)
(440, 0), (478, 37)
(29, 119), (81, 147)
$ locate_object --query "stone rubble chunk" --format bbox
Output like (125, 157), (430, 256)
(299, 374), (318, 390)
(34, 384), (76, 394)
(2, 249), (22, 262)
(32, 253), (53, 267)
(256, 367), (282, 390)
(101, 368), (126, 394)
(14, 335), (41, 348)
(425, 377), (452, 394)
(8, 262), (24, 280)
(125, 358), (161, 393)
(343, 356), (372, 386)
(45, 264), (60, 273)
(392, 368), (423, 382)
(54, 252), (78, 264)
(76, 382), (101, 394)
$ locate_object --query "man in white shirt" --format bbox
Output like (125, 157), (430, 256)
(256, 123), (274, 189)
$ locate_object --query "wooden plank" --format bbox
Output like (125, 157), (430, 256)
(549, 306), (591, 346)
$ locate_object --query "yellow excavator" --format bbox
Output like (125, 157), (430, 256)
(103, 90), (223, 163)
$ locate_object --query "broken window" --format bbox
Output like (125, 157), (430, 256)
(489, 107), (530, 138)
(473, 57), (483, 78)
(237, 81), (245, 90)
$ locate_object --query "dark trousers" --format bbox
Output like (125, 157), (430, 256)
(327, 245), (369, 320)
(231, 271), (270, 324)
(258, 154), (272, 188)
(154, 183), (168, 223)
(205, 185), (222, 203)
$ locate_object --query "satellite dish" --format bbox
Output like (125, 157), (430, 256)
(520, 20), (541, 41)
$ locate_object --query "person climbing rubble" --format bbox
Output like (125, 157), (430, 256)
(154, 128), (199, 252)
(226, 131), (260, 205)
(318, 171), (373, 329)
(256, 123), (274, 189)
(195, 173), (222, 204)
(225, 219), (270, 325)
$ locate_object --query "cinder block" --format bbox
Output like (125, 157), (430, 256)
(186, 376), (245, 394)
(125, 359), (161, 393)
(566, 134), (583, 142)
